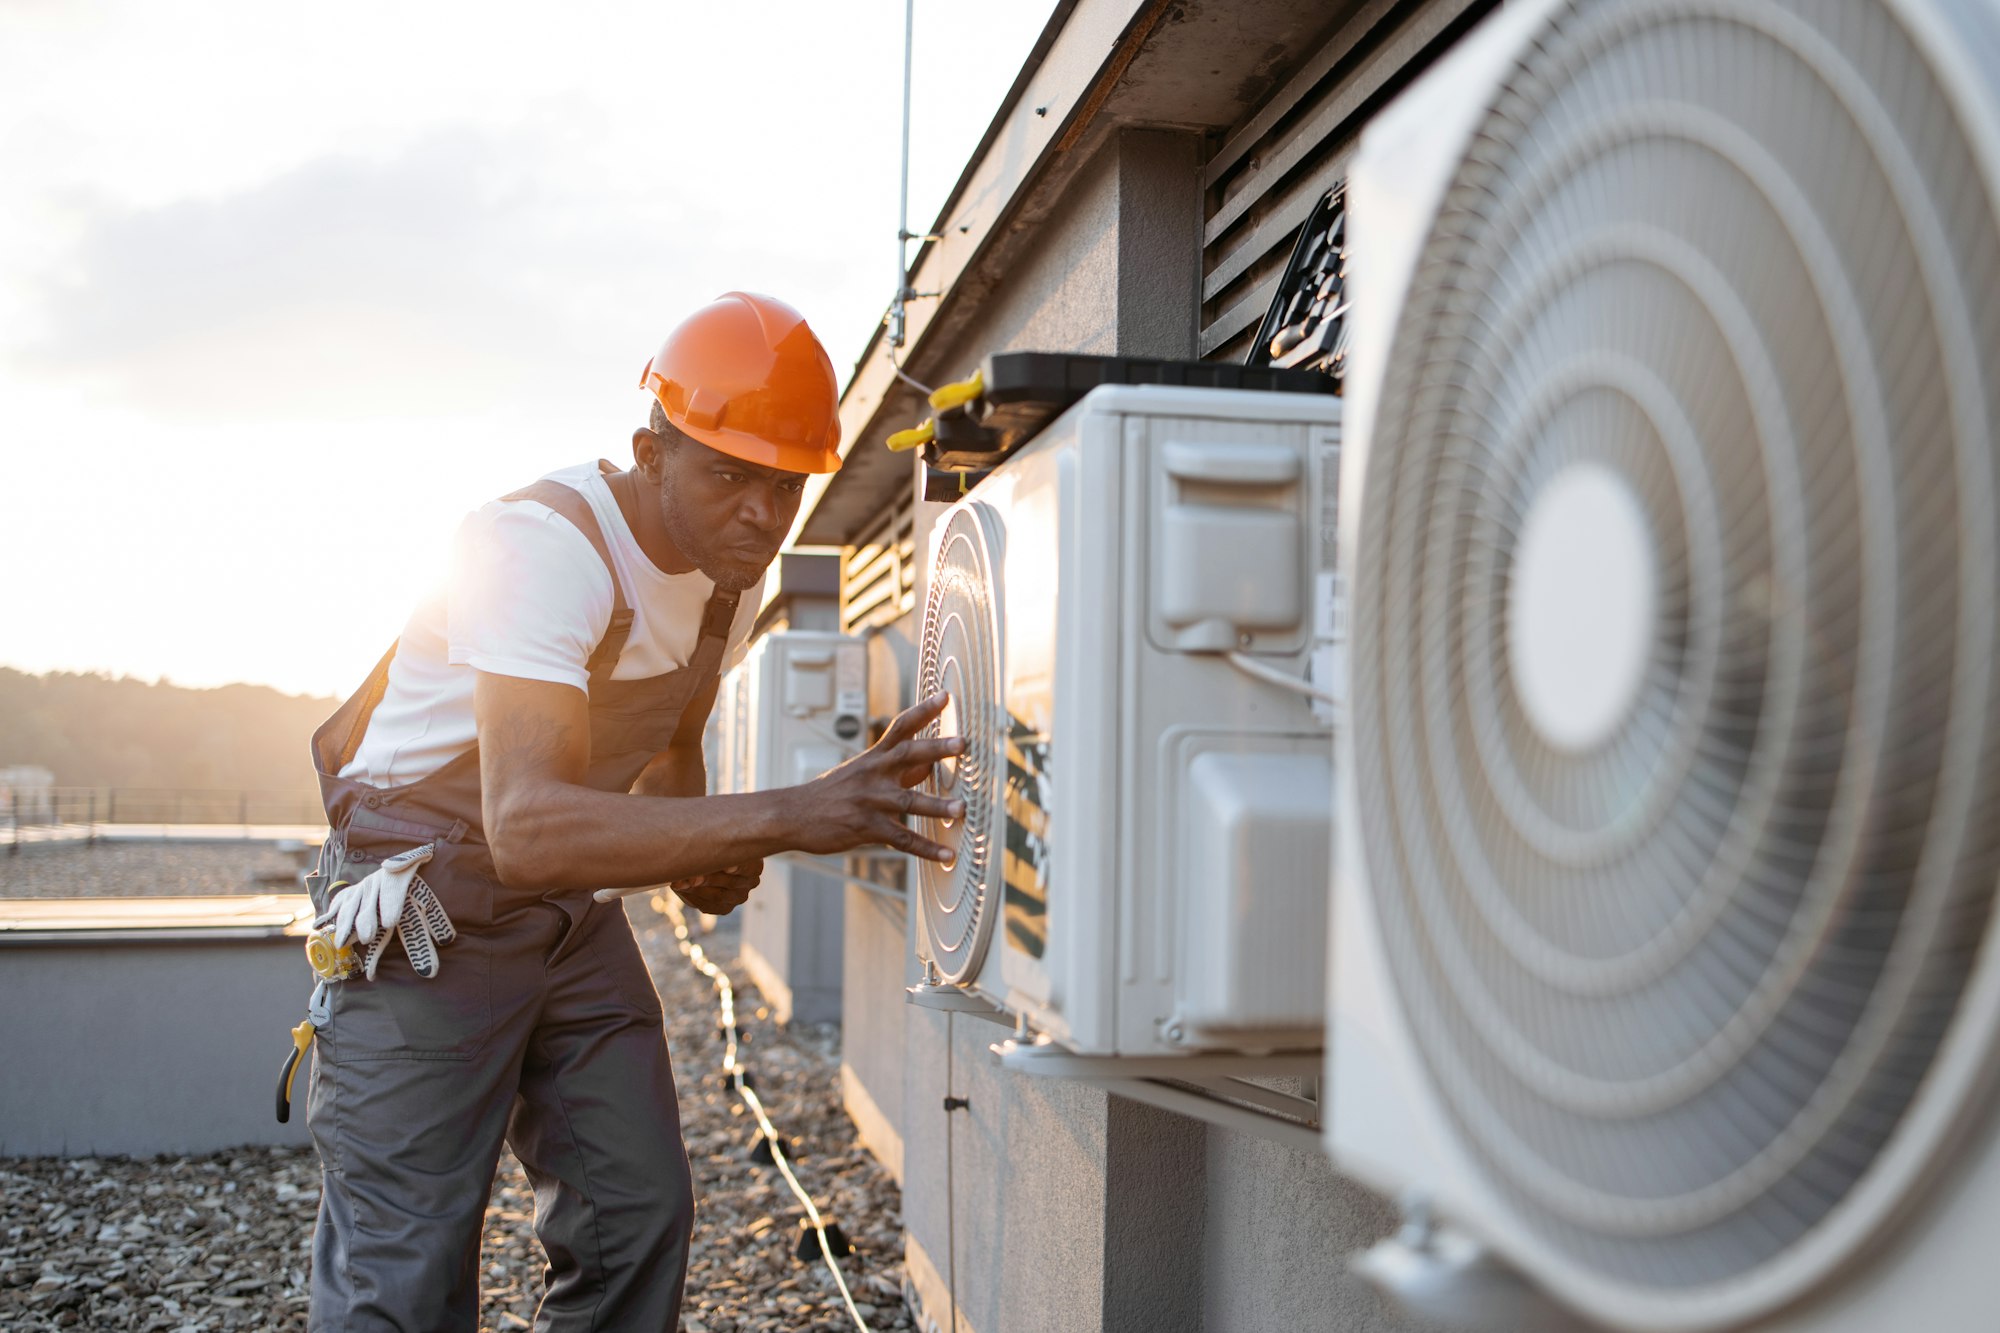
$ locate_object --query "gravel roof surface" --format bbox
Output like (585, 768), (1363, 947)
(1, 895), (911, 1332)
(0, 842), (306, 899)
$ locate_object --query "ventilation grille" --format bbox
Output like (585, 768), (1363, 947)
(1200, 0), (1497, 363)
(915, 504), (1006, 984)
(1347, 0), (2000, 1296)
(841, 488), (916, 637)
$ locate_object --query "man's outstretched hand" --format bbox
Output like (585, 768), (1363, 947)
(671, 861), (763, 916)
(785, 692), (966, 864)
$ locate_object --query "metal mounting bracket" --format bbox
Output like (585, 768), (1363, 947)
(988, 1037), (1324, 1153)
(905, 983), (1015, 1025)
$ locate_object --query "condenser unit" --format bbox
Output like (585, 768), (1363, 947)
(910, 383), (1341, 1059)
(1327, 1), (2000, 1330)
(714, 630), (868, 795)
(713, 630), (868, 1023)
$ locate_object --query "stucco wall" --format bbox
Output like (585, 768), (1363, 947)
(904, 1012), (1111, 1333)
(843, 123), (1431, 1331)
(840, 616), (922, 1183)
(1201, 1128), (1425, 1332)
(933, 138), (1122, 370)
(929, 128), (1200, 375)
(0, 936), (313, 1157)
(741, 859), (845, 1026)
(841, 883), (913, 1184)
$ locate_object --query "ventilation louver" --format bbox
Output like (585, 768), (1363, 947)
(1330, 0), (2000, 1327)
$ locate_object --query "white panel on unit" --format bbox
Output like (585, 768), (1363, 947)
(910, 384), (1341, 1060)
(713, 629), (868, 1025)
(1329, 2), (2000, 1332)
(715, 631), (869, 797)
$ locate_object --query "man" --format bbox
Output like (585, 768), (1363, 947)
(299, 292), (962, 1330)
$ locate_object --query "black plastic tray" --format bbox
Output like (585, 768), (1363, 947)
(924, 350), (1338, 472)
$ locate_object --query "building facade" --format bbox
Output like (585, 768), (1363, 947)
(795, 3), (1497, 1328)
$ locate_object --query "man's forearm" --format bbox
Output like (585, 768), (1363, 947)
(475, 676), (960, 891)
(486, 779), (796, 893)
(631, 745), (707, 800)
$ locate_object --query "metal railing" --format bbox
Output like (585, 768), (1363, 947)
(2, 787), (326, 849)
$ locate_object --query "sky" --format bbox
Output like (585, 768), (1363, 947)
(0, 0), (1054, 699)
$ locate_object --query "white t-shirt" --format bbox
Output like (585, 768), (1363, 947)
(339, 461), (762, 787)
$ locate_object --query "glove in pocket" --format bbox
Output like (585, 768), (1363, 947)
(340, 804), (492, 932)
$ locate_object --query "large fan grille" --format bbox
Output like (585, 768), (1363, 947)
(1351, 0), (2000, 1295)
(916, 505), (1006, 985)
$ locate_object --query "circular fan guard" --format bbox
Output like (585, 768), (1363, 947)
(916, 504), (1006, 985)
(1349, 0), (2000, 1306)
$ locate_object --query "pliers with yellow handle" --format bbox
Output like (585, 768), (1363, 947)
(275, 1018), (315, 1124)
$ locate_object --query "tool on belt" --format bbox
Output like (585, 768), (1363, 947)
(276, 965), (337, 1124)
(276, 844), (457, 1122)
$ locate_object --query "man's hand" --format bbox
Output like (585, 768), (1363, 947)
(783, 693), (965, 863)
(671, 861), (763, 916)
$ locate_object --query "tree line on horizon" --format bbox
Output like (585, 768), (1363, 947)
(0, 668), (336, 793)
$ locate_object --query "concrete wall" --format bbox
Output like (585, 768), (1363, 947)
(831, 121), (1451, 1331)
(841, 883), (912, 1184)
(740, 859), (845, 1026)
(1200, 1128), (1416, 1332)
(0, 935), (313, 1157)
(929, 128), (1200, 374)
(840, 614), (922, 1183)
(901, 1014), (1212, 1333)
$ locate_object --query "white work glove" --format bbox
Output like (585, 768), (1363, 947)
(314, 844), (456, 980)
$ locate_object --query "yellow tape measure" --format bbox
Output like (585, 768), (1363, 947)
(306, 930), (357, 981)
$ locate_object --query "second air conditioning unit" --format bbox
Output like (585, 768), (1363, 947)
(912, 383), (1340, 1058)
(715, 629), (868, 1024)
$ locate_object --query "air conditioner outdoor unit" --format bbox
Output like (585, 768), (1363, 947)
(910, 383), (1340, 1059)
(1327, 1), (2000, 1330)
(714, 630), (868, 796)
(713, 630), (868, 1023)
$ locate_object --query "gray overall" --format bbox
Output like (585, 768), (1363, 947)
(304, 465), (737, 1331)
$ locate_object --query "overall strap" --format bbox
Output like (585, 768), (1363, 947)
(502, 468), (636, 684)
(664, 586), (742, 750)
(698, 586), (742, 644)
(318, 640), (399, 777)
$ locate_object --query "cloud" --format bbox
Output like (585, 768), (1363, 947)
(16, 125), (724, 421)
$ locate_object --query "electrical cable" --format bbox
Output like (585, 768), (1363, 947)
(888, 345), (938, 398)
(1223, 650), (1335, 704)
(656, 892), (873, 1331)
(946, 1010), (958, 1333)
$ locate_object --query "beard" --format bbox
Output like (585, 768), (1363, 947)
(695, 556), (766, 593)
(658, 477), (774, 593)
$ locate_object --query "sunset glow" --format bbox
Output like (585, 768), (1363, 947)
(0, 0), (1052, 698)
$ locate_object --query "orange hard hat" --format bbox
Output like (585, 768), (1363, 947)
(639, 292), (843, 475)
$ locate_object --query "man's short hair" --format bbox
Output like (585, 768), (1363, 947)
(648, 401), (702, 450)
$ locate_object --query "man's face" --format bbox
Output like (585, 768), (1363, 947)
(645, 432), (807, 592)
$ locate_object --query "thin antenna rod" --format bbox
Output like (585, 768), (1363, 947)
(891, 0), (916, 349)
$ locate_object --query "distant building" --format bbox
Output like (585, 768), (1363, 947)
(0, 765), (56, 822)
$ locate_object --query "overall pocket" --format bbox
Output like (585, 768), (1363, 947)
(339, 804), (494, 931)
(320, 928), (492, 1060)
(321, 807), (493, 1059)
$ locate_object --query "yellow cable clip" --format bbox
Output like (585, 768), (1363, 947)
(886, 418), (936, 452)
(927, 368), (984, 413)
